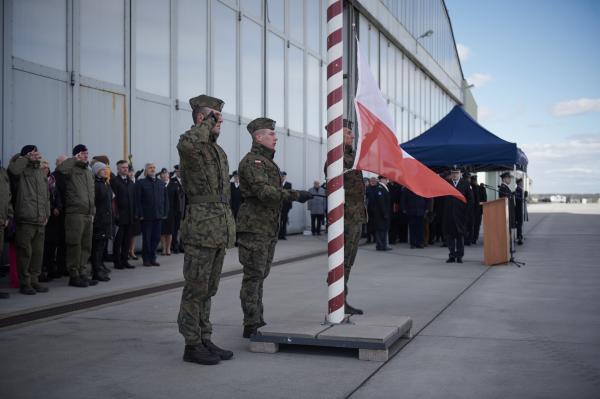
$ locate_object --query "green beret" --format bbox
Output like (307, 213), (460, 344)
(247, 117), (276, 134)
(189, 94), (224, 112)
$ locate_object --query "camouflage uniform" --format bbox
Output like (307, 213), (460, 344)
(342, 144), (367, 296)
(56, 156), (95, 279)
(177, 96), (235, 345)
(237, 118), (300, 328)
(8, 155), (50, 288)
(0, 167), (14, 252)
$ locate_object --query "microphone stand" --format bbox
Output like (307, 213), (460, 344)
(482, 183), (525, 268)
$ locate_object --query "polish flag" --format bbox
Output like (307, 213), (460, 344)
(353, 40), (466, 203)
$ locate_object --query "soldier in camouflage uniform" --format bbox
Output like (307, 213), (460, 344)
(325, 119), (367, 315)
(0, 164), (14, 298)
(237, 118), (312, 338)
(176, 95), (236, 365)
(8, 145), (51, 295)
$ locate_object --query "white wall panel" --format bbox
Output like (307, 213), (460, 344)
(11, 70), (68, 162)
(285, 135), (305, 232)
(79, 87), (125, 164)
(132, 99), (170, 170)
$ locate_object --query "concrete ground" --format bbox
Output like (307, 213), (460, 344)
(1, 203), (599, 398)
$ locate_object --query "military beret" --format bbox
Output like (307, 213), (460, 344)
(173, 164), (179, 171)
(72, 144), (88, 156)
(343, 119), (353, 129)
(189, 94), (224, 112)
(500, 171), (513, 178)
(20, 145), (37, 156)
(247, 117), (276, 135)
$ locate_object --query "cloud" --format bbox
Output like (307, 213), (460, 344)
(457, 43), (471, 62)
(521, 134), (600, 193)
(466, 73), (492, 88)
(552, 98), (600, 117)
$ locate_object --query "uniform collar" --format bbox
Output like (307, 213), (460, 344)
(251, 141), (275, 160)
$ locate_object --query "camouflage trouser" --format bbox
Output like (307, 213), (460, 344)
(177, 245), (225, 345)
(238, 233), (277, 327)
(15, 223), (45, 286)
(64, 214), (93, 278)
(344, 222), (362, 297)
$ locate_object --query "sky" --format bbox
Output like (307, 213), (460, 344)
(446, 0), (600, 193)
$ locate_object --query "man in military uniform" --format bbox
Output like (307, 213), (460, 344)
(56, 144), (98, 288)
(237, 118), (312, 338)
(498, 171), (516, 235)
(176, 95), (236, 365)
(0, 162), (14, 298)
(442, 166), (473, 263)
(9, 145), (51, 295)
(337, 120), (368, 315)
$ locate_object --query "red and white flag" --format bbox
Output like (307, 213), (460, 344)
(353, 40), (466, 203)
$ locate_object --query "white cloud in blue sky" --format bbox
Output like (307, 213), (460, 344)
(447, 0), (600, 193)
(552, 98), (600, 117)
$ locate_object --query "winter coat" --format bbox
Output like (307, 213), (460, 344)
(110, 173), (136, 225)
(307, 187), (326, 215)
(56, 157), (95, 216)
(442, 178), (473, 236)
(93, 177), (113, 238)
(8, 155), (50, 225)
(135, 176), (168, 221)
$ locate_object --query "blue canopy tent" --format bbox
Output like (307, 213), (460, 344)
(402, 106), (528, 172)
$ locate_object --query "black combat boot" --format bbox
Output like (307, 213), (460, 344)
(243, 325), (258, 338)
(446, 257), (455, 263)
(183, 344), (220, 365)
(19, 285), (36, 295)
(345, 303), (364, 315)
(456, 258), (463, 263)
(69, 276), (89, 287)
(31, 282), (49, 293)
(203, 339), (234, 360)
(81, 276), (99, 286)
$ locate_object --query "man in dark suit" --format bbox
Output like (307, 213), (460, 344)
(470, 175), (484, 244)
(111, 160), (136, 269)
(443, 166), (473, 263)
(229, 170), (242, 221)
(515, 178), (525, 245)
(135, 163), (168, 266)
(278, 171), (292, 240)
(401, 187), (429, 248)
(498, 171), (515, 235)
(169, 165), (186, 253)
(374, 176), (392, 251)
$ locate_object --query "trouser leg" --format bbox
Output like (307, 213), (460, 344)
(343, 223), (362, 297)
(239, 234), (277, 327)
(177, 245), (225, 344)
(151, 220), (161, 262)
(65, 214), (85, 278)
(80, 216), (93, 278)
(16, 224), (35, 287)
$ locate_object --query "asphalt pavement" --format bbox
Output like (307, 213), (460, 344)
(1, 203), (599, 399)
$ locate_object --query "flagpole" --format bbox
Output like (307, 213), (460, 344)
(326, 0), (345, 323)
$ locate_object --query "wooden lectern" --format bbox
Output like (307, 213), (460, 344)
(482, 198), (510, 265)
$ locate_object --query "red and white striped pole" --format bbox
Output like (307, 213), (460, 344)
(326, 0), (345, 323)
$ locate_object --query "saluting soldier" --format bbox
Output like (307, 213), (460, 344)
(176, 95), (236, 366)
(323, 119), (367, 315)
(339, 120), (368, 314)
(237, 118), (312, 338)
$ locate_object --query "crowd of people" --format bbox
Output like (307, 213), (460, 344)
(0, 92), (528, 367)
(0, 144), (190, 297)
